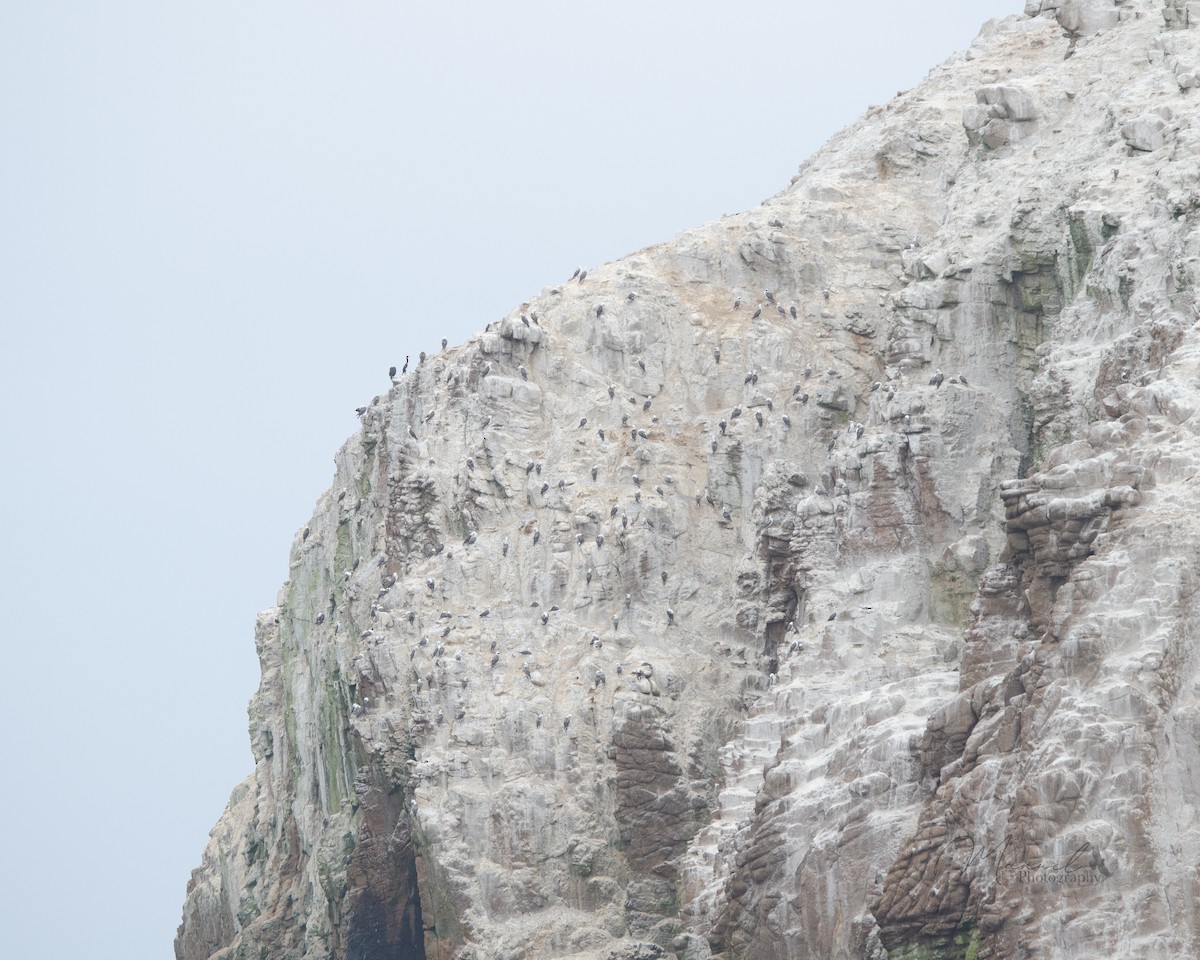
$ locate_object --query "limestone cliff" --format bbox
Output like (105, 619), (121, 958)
(177, 3), (1200, 958)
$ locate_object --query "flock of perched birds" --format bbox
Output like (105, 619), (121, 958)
(329, 265), (971, 731)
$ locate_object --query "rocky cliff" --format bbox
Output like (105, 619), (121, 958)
(177, 3), (1200, 958)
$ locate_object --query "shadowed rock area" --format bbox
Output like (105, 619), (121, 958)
(178, 2), (1200, 957)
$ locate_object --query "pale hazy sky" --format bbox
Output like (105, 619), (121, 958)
(0, 3), (1018, 957)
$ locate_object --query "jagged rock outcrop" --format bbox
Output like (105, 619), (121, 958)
(178, 3), (1200, 958)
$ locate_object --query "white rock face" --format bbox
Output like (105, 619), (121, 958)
(177, 3), (1200, 959)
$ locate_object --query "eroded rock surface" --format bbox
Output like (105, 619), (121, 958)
(178, 3), (1200, 958)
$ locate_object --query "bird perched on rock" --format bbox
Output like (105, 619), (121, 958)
(541, 611), (549, 625)
(609, 384), (616, 398)
(579, 417), (587, 428)
(755, 411), (764, 427)
(790, 305), (797, 319)
(389, 365), (397, 382)
(719, 419), (727, 435)
(751, 306), (762, 320)
(502, 538), (510, 557)
(482, 362), (492, 377)
(518, 364), (528, 380)
(532, 528), (541, 545)
(929, 369), (945, 388)
(563, 716), (571, 731)
(627, 291), (637, 301)
(595, 304), (604, 317)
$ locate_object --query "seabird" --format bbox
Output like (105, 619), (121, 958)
(667, 608), (675, 623)
(316, 613), (325, 625)
(630, 428), (638, 441)
(627, 291), (637, 301)
(540, 481), (549, 495)
(661, 570), (668, 584)
(638, 429), (648, 439)
(403, 355), (410, 373)
(579, 417), (587, 428)
(519, 364), (528, 380)
(595, 534), (605, 547)
(536, 462), (542, 475)
(731, 406), (742, 419)
(959, 374), (969, 387)
(591, 465), (599, 481)
(637, 357), (646, 372)
(541, 611), (549, 625)
(426, 577), (435, 591)
(598, 428), (606, 441)
(563, 716), (571, 731)
(822, 289), (830, 300)
(776, 304), (787, 316)
(751, 306), (762, 320)
(407, 610), (416, 623)
(464, 530), (477, 545)
(482, 362), (492, 377)
(613, 616), (620, 630)
(441, 338), (448, 349)
(578, 269), (587, 282)
(790, 305), (797, 319)
(782, 414), (791, 427)
(769, 217), (783, 228)
(711, 439), (718, 453)
(929, 369), (944, 389)
(536, 712), (543, 727)
(389, 365), (397, 380)
(523, 663), (532, 678)
(532, 527), (541, 544)
(571, 267), (581, 280)
(755, 411), (764, 427)
(609, 384), (616, 398)
(643, 399), (652, 411)
(355, 407), (366, 417)
(502, 537), (510, 557)
(480, 607), (490, 618)
(586, 568), (593, 584)
(621, 414), (629, 426)
(744, 370), (756, 385)
(526, 459), (535, 473)
(576, 532), (585, 545)
(596, 304), (604, 317)
(419, 351), (426, 363)
(722, 507), (732, 521)
(466, 456), (475, 470)
(408, 426), (418, 440)
(719, 419), (727, 435)
(655, 485), (664, 496)
(799, 393), (809, 404)
(765, 289), (775, 302)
